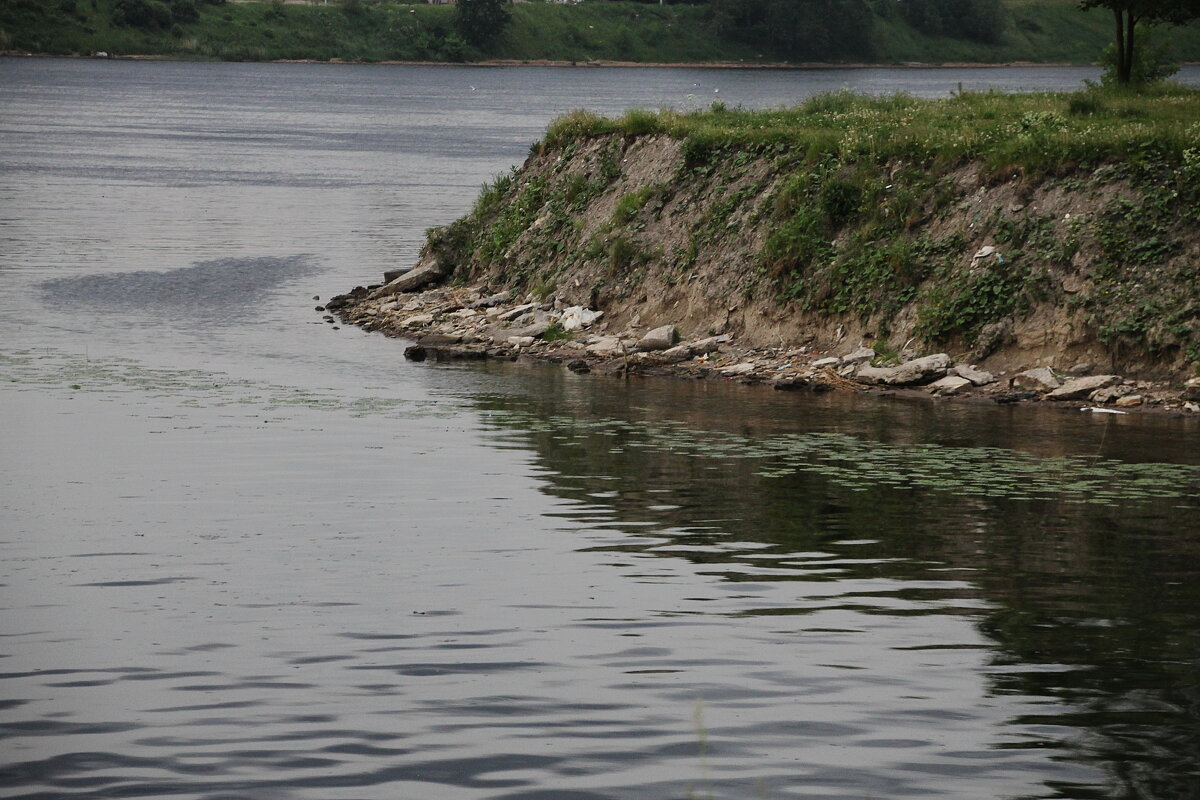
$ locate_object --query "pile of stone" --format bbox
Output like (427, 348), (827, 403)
(323, 281), (1200, 413)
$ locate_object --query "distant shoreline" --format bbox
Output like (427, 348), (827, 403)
(2, 51), (1102, 70)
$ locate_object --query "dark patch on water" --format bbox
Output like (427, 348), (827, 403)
(38, 256), (316, 319)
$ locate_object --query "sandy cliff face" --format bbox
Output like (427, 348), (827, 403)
(395, 132), (1200, 382)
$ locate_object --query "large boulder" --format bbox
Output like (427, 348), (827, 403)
(856, 353), (951, 386)
(636, 325), (678, 352)
(949, 364), (995, 386)
(1046, 375), (1121, 401)
(1183, 377), (1200, 402)
(1011, 367), (1061, 393)
(371, 253), (451, 298)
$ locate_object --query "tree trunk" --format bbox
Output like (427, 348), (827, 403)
(1113, 9), (1130, 84)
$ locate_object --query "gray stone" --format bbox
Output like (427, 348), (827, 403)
(840, 347), (876, 366)
(949, 364), (995, 386)
(507, 336), (535, 348)
(856, 353), (951, 386)
(470, 291), (511, 309)
(720, 362), (757, 376)
(1182, 377), (1200, 402)
(1090, 385), (1134, 404)
(1046, 374), (1121, 401)
(402, 313), (436, 327)
(492, 303), (537, 321)
(927, 375), (973, 396)
(371, 253), (451, 297)
(586, 336), (626, 357)
(1011, 367), (1062, 392)
(811, 356), (841, 368)
(508, 321), (551, 339)
(637, 325), (678, 352)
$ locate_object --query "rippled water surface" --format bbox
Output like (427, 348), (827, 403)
(2, 58), (1200, 800)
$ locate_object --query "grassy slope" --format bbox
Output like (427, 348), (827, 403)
(439, 86), (1200, 371)
(3, 0), (1200, 65)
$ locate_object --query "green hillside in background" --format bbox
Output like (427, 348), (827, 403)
(2, 0), (1199, 67)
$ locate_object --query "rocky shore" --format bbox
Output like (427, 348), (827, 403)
(324, 279), (1200, 415)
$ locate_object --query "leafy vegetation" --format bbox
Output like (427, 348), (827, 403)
(441, 85), (1200, 368)
(4, 0), (1200, 65)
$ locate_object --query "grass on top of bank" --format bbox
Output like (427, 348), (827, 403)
(539, 83), (1200, 174)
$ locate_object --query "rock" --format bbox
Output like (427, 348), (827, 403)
(383, 268), (409, 283)
(507, 321), (551, 339)
(856, 353), (951, 386)
(973, 245), (997, 260)
(470, 291), (511, 309)
(949, 364), (995, 386)
(448, 308), (479, 319)
(659, 344), (695, 363)
(565, 359), (591, 374)
(927, 375), (973, 396)
(637, 325), (678, 352)
(492, 303), (538, 321)
(1066, 361), (1095, 376)
(720, 362), (757, 376)
(417, 333), (463, 346)
(371, 253), (451, 297)
(586, 336), (626, 357)
(772, 376), (814, 391)
(558, 306), (602, 332)
(402, 313), (436, 327)
(403, 345), (427, 361)
(1011, 367), (1061, 393)
(1182, 377), (1200, 402)
(1090, 385), (1133, 404)
(1114, 394), (1144, 408)
(972, 320), (1012, 360)
(840, 347), (876, 366)
(507, 336), (535, 348)
(994, 391), (1039, 404)
(811, 356), (841, 368)
(1046, 374), (1120, 401)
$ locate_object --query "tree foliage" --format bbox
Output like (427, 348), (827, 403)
(454, 0), (511, 50)
(1078, 0), (1200, 84)
(709, 0), (874, 60)
(898, 0), (1005, 44)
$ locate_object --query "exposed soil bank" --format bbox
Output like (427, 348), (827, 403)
(329, 95), (1200, 414)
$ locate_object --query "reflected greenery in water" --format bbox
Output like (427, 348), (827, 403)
(477, 408), (1200, 509)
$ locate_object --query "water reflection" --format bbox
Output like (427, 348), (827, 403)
(463, 366), (1200, 799)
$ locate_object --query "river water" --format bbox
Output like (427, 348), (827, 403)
(2, 58), (1200, 800)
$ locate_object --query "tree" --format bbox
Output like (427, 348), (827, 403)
(454, 0), (511, 50)
(1078, 0), (1199, 85)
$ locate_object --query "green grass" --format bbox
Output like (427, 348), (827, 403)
(4, 0), (1199, 65)
(540, 83), (1200, 175)
(452, 85), (1200, 364)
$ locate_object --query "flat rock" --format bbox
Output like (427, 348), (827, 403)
(1090, 385), (1133, 404)
(492, 303), (537, 321)
(1183, 377), (1200, 402)
(371, 254), (450, 297)
(1114, 394), (1144, 408)
(402, 313), (436, 327)
(840, 347), (876, 366)
(1046, 374), (1120, 401)
(470, 291), (511, 309)
(637, 324), (678, 352)
(586, 336), (626, 357)
(927, 375), (973, 396)
(720, 362), (757, 376)
(1011, 367), (1061, 392)
(811, 356), (841, 368)
(417, 333), (463, 346)
(856, 353), (951, 386)
(949, 364), (995, 386)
